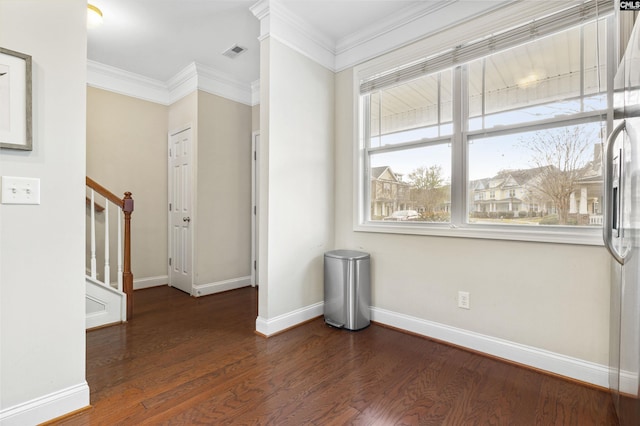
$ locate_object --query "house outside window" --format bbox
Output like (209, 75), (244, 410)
(357, 1), (611, 244)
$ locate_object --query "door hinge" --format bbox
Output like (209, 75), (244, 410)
(254, 205), (256, 215)
(254, 260), (256, 270)
(169, 203), (172, 211)
(169, 148), (172, 157)
(254, 151), (257, 160)
(169, 258), (172, 266)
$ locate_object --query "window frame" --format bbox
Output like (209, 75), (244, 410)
(353, 8), (615, 246)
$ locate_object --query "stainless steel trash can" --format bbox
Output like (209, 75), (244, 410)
(324, 250), (371, 331)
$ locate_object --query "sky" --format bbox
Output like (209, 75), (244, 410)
(369, 100), (605, 183)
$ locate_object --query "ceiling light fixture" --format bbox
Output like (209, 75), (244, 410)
(517, 71), (545, 89)
(87, 4), (103, 28)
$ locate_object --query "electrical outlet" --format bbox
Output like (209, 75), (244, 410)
(458, 291), (470, 309)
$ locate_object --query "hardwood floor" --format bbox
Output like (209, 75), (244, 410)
(56, 286), (618, 425)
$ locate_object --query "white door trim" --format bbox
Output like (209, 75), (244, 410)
(251, 131), (260, 287)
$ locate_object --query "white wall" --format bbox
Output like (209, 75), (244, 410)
(334, 66), (611, 378)
(249, 0), (613, 386)
(258, 38), (271, 318)
(257, 38), (335, 331)
(0, 0), (89, 423)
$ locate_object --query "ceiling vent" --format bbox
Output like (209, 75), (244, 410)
(222, 44), (247, 59)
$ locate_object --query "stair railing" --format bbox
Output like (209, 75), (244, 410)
(86, 177), (134, 320)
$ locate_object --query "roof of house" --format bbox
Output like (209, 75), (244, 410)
(471, 166), (557, 190)
(371, 166), (401, 182)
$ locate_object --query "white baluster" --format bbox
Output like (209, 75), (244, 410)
(117, 207), (123, 292)
(90, 189), (97, 279)
(104, 201), (110, 286)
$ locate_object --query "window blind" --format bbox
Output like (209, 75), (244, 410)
(359, 0), (613, 94)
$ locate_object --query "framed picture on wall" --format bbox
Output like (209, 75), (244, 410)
(0, 47), (32, 151)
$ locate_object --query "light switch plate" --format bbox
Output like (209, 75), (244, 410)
(1, 176), (41, 205)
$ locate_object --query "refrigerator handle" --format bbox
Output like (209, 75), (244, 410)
(603, 120), (627, 265)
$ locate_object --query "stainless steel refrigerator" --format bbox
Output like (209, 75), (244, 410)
(606, 14), (640, 425)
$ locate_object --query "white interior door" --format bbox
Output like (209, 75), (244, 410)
(169, 127), (193, 294)
(251, 131), (260, 287)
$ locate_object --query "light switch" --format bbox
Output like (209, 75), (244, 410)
(1, 176), (41, 205)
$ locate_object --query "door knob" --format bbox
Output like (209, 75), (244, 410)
(183, 217), (191, 222)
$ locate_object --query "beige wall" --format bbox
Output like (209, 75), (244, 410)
(0, 0), (89, 421)
(89, 88), (253, 289)
(87, 87), (169, 281)
(169, 91), (197, 134)
(195, 91), (252, 284)
(334, 67), (611, 365)
(258, 38), (335, 321)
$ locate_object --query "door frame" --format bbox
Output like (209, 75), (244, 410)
(251, 131), (260, 287)
(168, 125), (195, 294)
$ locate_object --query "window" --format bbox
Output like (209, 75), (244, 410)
(357, 2), (612, 244)
(367, 69), (453, 223)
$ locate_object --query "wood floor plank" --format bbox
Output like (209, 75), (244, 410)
(54, 286), (618, 425)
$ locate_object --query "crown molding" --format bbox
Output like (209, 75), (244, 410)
(196, 63), (253, 105)
(250, 0), (469, 73)
(88, 60), (254, 106)
(251, 0), (335, 71)
(166, 62), (198, 105)
(87, 60), (170, 104)
(335, 0), (520, 72)
(250, 0), (270, 42)
(166, 62), (254, 106)
(335, 1), (454, 56)
(250, 0), (524, 74)
(333, 1), (460, 71)
(89, 0), (551, 107)
(271, 1), (334, 56)
(249, 0), (269, 21)
(353, 0), (571, 80)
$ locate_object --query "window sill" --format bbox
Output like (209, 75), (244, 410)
(354, 221), (604, 246)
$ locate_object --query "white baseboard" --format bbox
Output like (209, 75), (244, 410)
(256, 301), (324, 337)
(371, 307), (609, 388)
(193, 276), (251, 297)
(253, 302), (609, 387)
(620, 368), (639, 395)
(134, 275), (168, 290)
(103, 275), (167, 290)
(0, 382), (90, 426)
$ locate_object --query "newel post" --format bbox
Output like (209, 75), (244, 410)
(123, 192), (134, 320)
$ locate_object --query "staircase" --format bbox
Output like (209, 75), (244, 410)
(85, 177), (134, 329)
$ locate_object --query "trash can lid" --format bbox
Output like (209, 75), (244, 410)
(325, 249), (370, 260)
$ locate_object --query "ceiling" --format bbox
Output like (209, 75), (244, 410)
(87, 0), (260, 83)
(86, 1), (514, 88)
